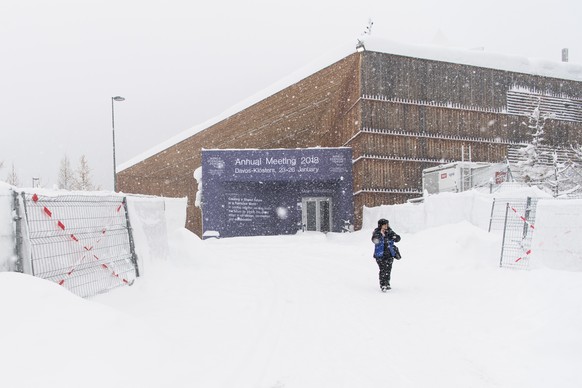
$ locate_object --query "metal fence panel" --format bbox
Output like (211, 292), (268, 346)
(19, 192), (138, 298)
(495, 197), (538, 270)
(488, 197), (535, 232)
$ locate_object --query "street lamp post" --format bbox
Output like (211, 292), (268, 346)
(111, 96), (125, 191)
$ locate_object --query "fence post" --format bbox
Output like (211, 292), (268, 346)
(499, 202), (510, 268)
(18, 191), (35, 276)
(522, 196), (532, 240)
(11, 190), (23, 273)
(122, 197), (140, 278)
(488, 198), (496, 232)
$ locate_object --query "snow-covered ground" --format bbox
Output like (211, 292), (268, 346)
(1, 188), (582, 388)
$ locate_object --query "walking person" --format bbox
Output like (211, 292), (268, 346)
(372, 218), (401, 292)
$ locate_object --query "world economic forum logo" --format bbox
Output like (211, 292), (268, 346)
(208, 156), (225, 176)
(330, 153), (346, 165)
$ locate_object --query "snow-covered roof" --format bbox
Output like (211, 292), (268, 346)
(119, 37), (582, 172)
(364, 38), (582, 82)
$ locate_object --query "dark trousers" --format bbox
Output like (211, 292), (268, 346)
(375, 258), (393, 288)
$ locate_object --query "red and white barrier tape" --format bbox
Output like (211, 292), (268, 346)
(515, 249), (532, 263)
(507, 205), (535, 263)
(31, 193), (131, 286)
(510, 207), (535, 230)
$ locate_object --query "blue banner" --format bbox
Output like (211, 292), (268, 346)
(201, 148), (353, 238)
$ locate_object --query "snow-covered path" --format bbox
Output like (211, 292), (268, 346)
(2, 219), (581, 387)
(85, 223), (582, 388)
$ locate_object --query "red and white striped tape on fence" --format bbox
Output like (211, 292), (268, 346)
(515, 249), (532, 263)
(31, 193), (132, 286)
(510, 206), (535, 230)
(508, 205), (535, 263)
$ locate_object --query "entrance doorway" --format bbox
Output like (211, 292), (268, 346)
(301, 197), (332, 232)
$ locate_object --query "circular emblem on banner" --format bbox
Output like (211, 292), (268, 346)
(330, 154), (346, 165)
(208, 156), (225, 176)
(209, 157), (225, 169)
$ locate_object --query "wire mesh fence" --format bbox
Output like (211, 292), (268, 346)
(0, 190), (17, 272)
(18, 192), (139, 298)
(491, 197), (538, 270)
(489, 197), (534, 233)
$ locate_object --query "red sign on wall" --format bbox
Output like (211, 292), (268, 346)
(495, 171), (507, 184)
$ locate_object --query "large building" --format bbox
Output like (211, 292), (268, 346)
(118, 38), (582, 236)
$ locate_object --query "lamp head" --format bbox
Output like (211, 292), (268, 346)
(112, 96), (125, 102)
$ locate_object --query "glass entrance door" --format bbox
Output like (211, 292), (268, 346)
(301, 197), (332, 232)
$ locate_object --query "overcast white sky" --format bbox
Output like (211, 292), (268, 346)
(1, 0), (581, 190)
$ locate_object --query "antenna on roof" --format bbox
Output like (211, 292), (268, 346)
(356, 18), (373, 52)
(364, 18), (373, 36)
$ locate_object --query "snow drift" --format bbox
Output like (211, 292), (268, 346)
(1, 185), (581, 387)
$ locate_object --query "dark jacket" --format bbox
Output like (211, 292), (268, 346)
(372, 227), (401, 260)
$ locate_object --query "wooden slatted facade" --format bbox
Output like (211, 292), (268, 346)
(118, 50), (582, 236)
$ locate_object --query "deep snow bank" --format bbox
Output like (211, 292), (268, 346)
(364, 185), (581, 271)
(532, 199), (582, 271)
(363, 184), (550, 233)
(0, 185), (188, 277)
(0, 184), (15, 271)
(126, 195), (188, 274)
(0, 271), (187, 388)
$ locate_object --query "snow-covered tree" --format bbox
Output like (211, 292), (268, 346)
(58, 155), (75, 190)
(72, 155), (99, 191)
(558, 144), (582, 196)
(5, 163), (20, 186)
(516, 103), (582, 197)
(516, 102), (550, 184)
(58, 154), (75, 190)
(545, 151), (572, 197)
(554, 161), (582, 197)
